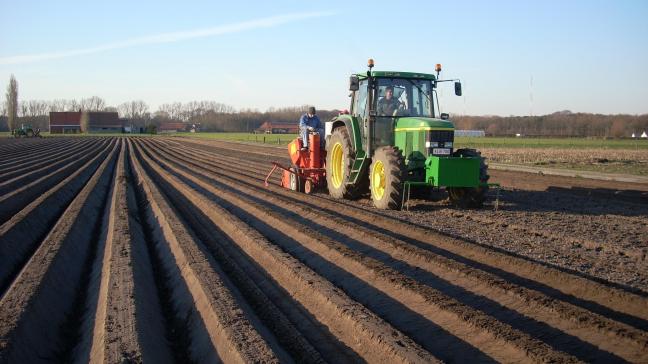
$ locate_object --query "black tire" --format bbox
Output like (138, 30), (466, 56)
(447, 148), (489, 208)
(326, 127), (365, 199)
(370, 146), (406, 210)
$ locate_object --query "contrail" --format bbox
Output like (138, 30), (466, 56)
(0, 11), (333, 65)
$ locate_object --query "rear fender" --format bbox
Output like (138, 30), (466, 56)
(328, 115), (362, 154)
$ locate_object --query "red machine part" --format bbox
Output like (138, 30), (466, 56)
(266, 133), (326, 194)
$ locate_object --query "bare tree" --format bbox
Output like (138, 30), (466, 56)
(159, 102), (183, 121)
(80, 96), (106, 111)
(27, 100), (48, 118)
(49, 99), (72, 112)
(5, 75), (18, 130)
(68, 99), (80, 111)
(119, 100), (149, 127)
(19, 101), (28, 118)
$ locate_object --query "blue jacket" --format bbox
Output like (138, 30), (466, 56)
(299, 114), (322, 130)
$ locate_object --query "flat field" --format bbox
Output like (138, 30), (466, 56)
(170, 133), (648, 175)
(0, 136), (646, 363)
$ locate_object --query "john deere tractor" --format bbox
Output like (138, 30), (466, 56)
(325, 59), (489, 209)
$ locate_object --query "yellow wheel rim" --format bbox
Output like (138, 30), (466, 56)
(372, 160), (385, 200)
(330, 142), (344, 188)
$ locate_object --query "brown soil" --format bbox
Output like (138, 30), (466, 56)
(1, 136), (647, 363)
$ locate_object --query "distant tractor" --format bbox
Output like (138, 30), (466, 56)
(325, 59), (490, 209)
(12, 124), (41, 138)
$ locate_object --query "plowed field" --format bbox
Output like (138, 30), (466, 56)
(1, 137), (647, 363)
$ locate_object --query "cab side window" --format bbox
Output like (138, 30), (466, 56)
(354, 80), (368, 143)
(354, 80), (368, 119)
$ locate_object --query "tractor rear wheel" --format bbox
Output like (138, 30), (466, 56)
(326, 127), (365, 199)
(370, 146), (406, 210)
(447, 149), (490, 208)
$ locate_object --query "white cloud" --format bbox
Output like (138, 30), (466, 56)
(0, 11), (333, 65)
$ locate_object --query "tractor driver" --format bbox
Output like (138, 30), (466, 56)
(377, 86), (403, 116)
(299, 106), (325, 151)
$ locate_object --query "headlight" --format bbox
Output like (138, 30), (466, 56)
(446, 142), (453, 148)
(426, 141), (439, 148)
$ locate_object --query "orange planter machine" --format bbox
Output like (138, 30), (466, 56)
(265, 132), (326, 194)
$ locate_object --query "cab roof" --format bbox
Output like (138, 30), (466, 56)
(356, 71), (437, 80)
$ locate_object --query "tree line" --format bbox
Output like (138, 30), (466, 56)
(3, 75), (647, 136)
(453, 111), (648, 138)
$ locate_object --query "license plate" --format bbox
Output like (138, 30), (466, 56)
(433, 148), (451, 155)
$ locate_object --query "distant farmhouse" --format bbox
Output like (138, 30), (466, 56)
(159, 122), (187, 133)
(49, 112), (82, 134)
(256, 121), (299, 134)
(87, 112), (122, 133)
(49, 111), (122, 133)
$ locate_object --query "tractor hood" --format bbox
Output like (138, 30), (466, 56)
(394, 117), (454, 132)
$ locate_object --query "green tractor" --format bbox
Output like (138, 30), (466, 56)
(11, 124), (41, 138)
(325, 59), (489, 209)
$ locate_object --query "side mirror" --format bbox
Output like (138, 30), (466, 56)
(454, 82), (462, 96)
(440, 113), (449, 120)
(349, 75), (360, 91)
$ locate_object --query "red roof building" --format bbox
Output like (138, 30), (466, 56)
(49, 112), (81, 134)
(49, 111), (122, 133)
(87, 112), (122, 132)
(256, 121), (299, 134)
(159, 122), (186, 132)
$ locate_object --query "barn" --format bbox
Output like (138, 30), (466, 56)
(159, 122), (187, 133)
(257, 121), (299, 134)
(87, 112), (122, 133)
(49, 112), (81, 134)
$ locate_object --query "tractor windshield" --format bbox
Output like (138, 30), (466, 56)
(372, 78), (434, 149)
(375, 78), (434, 118)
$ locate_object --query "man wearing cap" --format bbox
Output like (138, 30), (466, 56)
(299, 106), (324, 151)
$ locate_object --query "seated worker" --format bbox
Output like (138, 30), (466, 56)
(299, 106), (325, 151)
(377, 86), (403, 116)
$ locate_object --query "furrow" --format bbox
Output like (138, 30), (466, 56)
(0, 139), (115, 296)
(0, 139), (111, 224)
(165, 138), (648, 324)
(74, 141), (172, 364)
(0, 138), (73, 165)
(141, 140), (577, 363)
(0, 138), (96, 180)
(128, 140), (283, 363)
(0, 139), (119, 362)
(134, 139), (439, 364)
(147, 139), (648, 362)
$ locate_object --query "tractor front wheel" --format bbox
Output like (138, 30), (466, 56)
(370, 146), (406, 210)
(447, 149), (490, 208)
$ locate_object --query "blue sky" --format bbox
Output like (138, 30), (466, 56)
(1, 0), (647, 116)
